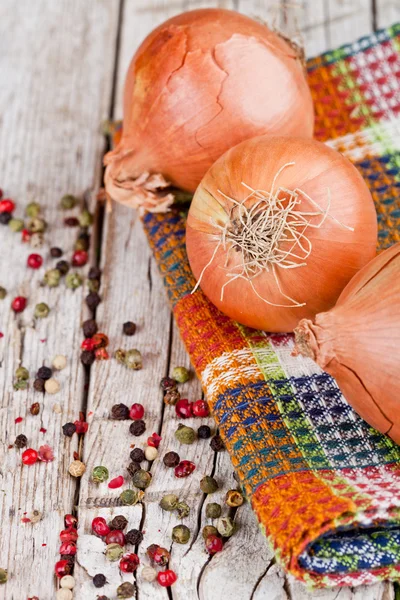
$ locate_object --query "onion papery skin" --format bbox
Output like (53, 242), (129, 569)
(186, 136), (377, 332)
(295, 243), (400, 443)
(104, 8), (314, 208)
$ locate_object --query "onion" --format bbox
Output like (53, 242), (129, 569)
(294, 243), (400, 443)
(104, 8), (314, 212)
(186, 135), (377, 332)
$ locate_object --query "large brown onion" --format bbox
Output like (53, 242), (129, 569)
(104, 8), (314, 211)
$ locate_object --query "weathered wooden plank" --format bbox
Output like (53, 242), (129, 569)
(325, 0), (373, 48)
(375, 0), (400, 28)
(0, 1), (120, 597)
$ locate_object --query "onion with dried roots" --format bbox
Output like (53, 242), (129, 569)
(186, 136), (378, 332)
(104, 8), (314, 212)
(294, 243), (400, 443)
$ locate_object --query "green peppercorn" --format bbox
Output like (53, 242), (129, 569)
(132, 469), (152, 490)
(25, 202), (41, 218)
(200, 476), (218, 494)
(172, 366), (190, 383)
(79, 209), (93, 227)
(87, 278), (100, 293)
(15, 366), (29, 380)
(115, 349), (125, 364)
(8, 218), (24, 232)
(44, 268), (61, 287)
(225, 489), (244, 507)
(175, 424), (196, 445)
(91, 465), (109, 484)
(124, 349), (142, 370)
(105, 543), (124, 561)
(172, 524), (190, 544)
(120, 489), (139, 505)
(117, 581), (136, 599)
(60, 194), (78, 210)
(206, 503), (222, 519)
(175, 501), (190, 519)
(74, 238), (89, 251)
(0, 568), (7, 584)
(159, 494), (179, 512)
(34, 302), (50, 319)
(13, 380), (28, 391)
(0, 287), (6, 300)
(202, 525), (218, 540)
(27, 217), (47, 233)
(217, 516), (236, 538)
(65, 272), (83, 290)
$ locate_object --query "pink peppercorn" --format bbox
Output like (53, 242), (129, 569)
(64, 514), (78, 528)
(0, 198), (15, 213)
(72, 250), (88, 267)
(60, 527), (78, 543)
(92, 516), (110, 537)
(108, 475), (124, 489)
(147, 432), (161, 448)
(174, 460), (196, 478)
(54, 559), (72, 578)
(27, 253), (43, 269)
(119, 552), (139, 573)
(106, 530), (125, 546)
(192, 399), (210, 417)
(175, 399), (193, 419)
(129, 403), (144, 420)
(157, 569), (178, 587)
(11, 296), (27, 313)
(59, 541), (77, 555)
(205, 534), (223, 554)
(22, 448), (38, 465)
(81, 338), (96, 351)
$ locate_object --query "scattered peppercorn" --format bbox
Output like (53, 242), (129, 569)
(172, 524), (190, 544)
(25, 201), (40, 218)
(125, 529), (143, 546)
(37, 366), (52, 380)
(28, 217), (47, 233)
(141, 565), (156, 582)
(157, 570), (177, 587)
(27, 253), (43, 269)
(0, 569), (7, 584)
(117, 582), (135, 599)
(30, 401), (40, 415)
(105, 543), (124, 562)
(66, 272), (83, 290)
(160, 376), (177, 391)
(120, 489), (139, 506)
(132, 469), (152, 490)
(53, 354), (67, 370)
(87, 278), (100, 293)
(33, 378), (45, 392)
(93, 573), (107, 588)
(44, 378), (60, 394)
(91, 465), (109, 483)
(30, 232), (44, 248)
(44, 268), (61, 287)
(127, 462), (140, 478)
(116, 348), (142, 370)
(225, 489), (244, 507)
(110, 515), (128, 531)
(82, 318), (98, 338)
(0, 286), (6, 300)
(122, 321), (136, 336)
(86, 292), (101, 310)
(217, 516), (236, 538)
(60, 574), (75, 589)
(160, 494), (179, 512)
(163, 451), (180, 468)
(56, 260), (69, 275)
(205, 534), (224, 554)
(175, 501), (190, 519)
(172, 366), (190, 383)
(129, 420), (146, 436)
(202, 525), (218, 540)
(56, 591), (72, 600)
(9, 218), (24, 232)
(206, 503), (222, 519)
(13, 379), (28, 391)
(111, 403), (130, 420)
(50, 247), (63, 258)
(88, 266), (101, 280)
(175, 423), (196, 445)
(175, 398), (193, 418)
(60, 194), (78, 210)
(200, 476), (219, 494)
(11, 296), (27, 313)
(14, 434), (27, 449)
(198, 425), (212, 439)
(72, 250), (88, 267)
(34, 302), (50, 319)
(163, 388), (180, 406)
(210, 434), (225, 452)
(192, 399), (210, 417)
(0, 212), (12, 225)
(80, 350), (95, 366)
(16, 366), (29, 380)
(175, 460), (196, 478)
(22, 448), (38, 465)
(64, 217), (79, 227)
(68, 460), (86, 477)
(130, 448), (145, 463)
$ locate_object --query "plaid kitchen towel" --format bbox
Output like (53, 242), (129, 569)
(115, 24), (400, 588)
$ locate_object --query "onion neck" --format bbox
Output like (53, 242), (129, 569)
(294, 315), (337, 369)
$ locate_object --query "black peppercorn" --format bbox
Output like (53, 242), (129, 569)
(210, 434), (225, 452)
(130, 448), (145, 463)
(86, 292), (101, 311)
(36, 366), (52, 380)
(127, 462), (140, 478)
(123, 321), (136, 336)
(81, 350), (95, 366)
(88, 266), (101, 280)
(60, 555), (75, 566)
(50, 247), (63, 258)
(129, 420), (146, 436)
(30, 402), (40, 415)
(110, 515), (128, 530)
(125, 528), (143, 546)
(33, 378), (45, 393)
(64, 216), (79, 227)
(198, 425), (212, 439)
(82, 318), (98, 338)
(14, 434), (27, 449)
(160, 376), (177, 391)
(93, 573), (107, 588)
(163, 451), (180, 468)
(56, 260), (70, 275)
(62, 422), (77, 437)
(111, 403), (130, 420)
(0, 212), (12, 225)
(96, 597), (110, 600)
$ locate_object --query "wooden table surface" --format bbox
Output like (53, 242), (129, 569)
(0, 1), (399, 599)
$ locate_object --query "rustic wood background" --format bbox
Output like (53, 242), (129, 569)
(0, 1), (399, 599)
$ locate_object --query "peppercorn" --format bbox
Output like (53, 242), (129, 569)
(44, 378), (60, 394)
(105, 543), (123, 562)
(53, 354), (67, 370)
(225, 489), (244, 507)
(36, 366), (52, 380)
(117, 582), (135, 599)
(81, 350), (95, 366)
(56, 589), (72, 600)
(172, 366), (190, 383)
(217, 516), (236, 538)
(172, 524), (190, 544)
(15, 366), (29, 380)
(93, 573), (107, 588)
(111, 403), (130, 420)
(110, 515), (128, 531)
(0, 212), (12, 225)
(130, 448), (145, 463)
(66, 272), (83, 290)
(30, 217), (47, 233)
(87, 278), (100, 293)
(68, 460), (86, 477)
(120, 489), (138, 505)
(115, 348), (142, 370)
(175, 424), (196, 445)
(198, 425), (212, 439)
(9, 217), (24, 232)
(202, 525), (219, 540)
(200, 476), (219, 494)
(91, 465), (109, 483)
(33, 377), (45, 394)
(56, 260), (69, 275)
(50, 247), (63, 258)
(14, 434), (28, 449)
(44, 268), (61, 287)
(30, 401), (40, 414)
(0, 287), (6, 300)
(13, 379), (28, 391)
(129, 420), (146, 436)
(144, 446), (158, 461)
(160, 376), (177, 391)
(64, 216), (79, 227)
(79, 209), (93, 228)
(132, 469), (152, 490)
(34, 302), (50, 319)
(25, 202), (41, 218)
(127, 462), (140, 478)
(60, 574), (75, 589)
(82, 318), (98, 338)
(0, 568), (7, 584)
(122, 321), (136, 336)
(30, 232), (44, 248)
(206, 503), (222, 519)
(163, 451), (180, 468)
(141, 566), (156, 582)
(125, 529), (143, 545)
(210, 434), (225, 452)
(60, 194), (78, 210)
(96, 597), (109, 600)
(164, 388), (180, 406)
(86, 292), (101, 310)
(160, 494), (179, 512)
(175, 501), (190, 519)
